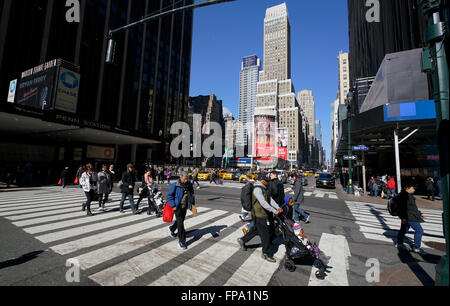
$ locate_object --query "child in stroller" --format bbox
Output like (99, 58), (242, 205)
(136, 174), (163, 217)
(275, 197), (330, 280)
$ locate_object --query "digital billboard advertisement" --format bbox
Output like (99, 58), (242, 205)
(254, 114), (276, 167)
(277, 128), (289, 160)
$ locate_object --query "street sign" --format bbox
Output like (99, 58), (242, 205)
(344, 155), (358, 161)
(353, 145), (370, 151)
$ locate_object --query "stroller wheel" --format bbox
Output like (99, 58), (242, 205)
(313, 259), (322, 269)
(284, 259), (296, 272)
(315, 270), (326, 280)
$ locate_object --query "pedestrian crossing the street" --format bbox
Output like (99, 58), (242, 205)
(0, 187), (288, 286)
(196, 182), (340, 200)
(346, 201), (445, 247)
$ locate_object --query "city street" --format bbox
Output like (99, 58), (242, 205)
(0, 177), (444, 286)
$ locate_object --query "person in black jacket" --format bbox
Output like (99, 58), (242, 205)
(396, 184), (428, 254)
(119, 164), (140, 214)
(425, 177), (435, 201)
(268, 171), (285, 207)
(60, 167), (70, 188)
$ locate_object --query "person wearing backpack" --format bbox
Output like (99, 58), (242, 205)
(396, 184), (428, 254)
(240, 173), (256, 235)
(237, 174), (283, 263)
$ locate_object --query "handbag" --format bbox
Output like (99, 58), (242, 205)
(74, 177), (79, 184)
(163, 202), (174, 223)
(58, 179), (62, 185)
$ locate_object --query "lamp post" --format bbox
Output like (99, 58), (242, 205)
(419, 0), (449, 286)
(345, 89), (355, 195)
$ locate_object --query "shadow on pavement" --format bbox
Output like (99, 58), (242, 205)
(0, 251), (45, 270)
(185, 225), (228, 247)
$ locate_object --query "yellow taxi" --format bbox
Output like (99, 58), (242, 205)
(315, 172), (320, 178)
(197, 172), (210, 181)
(304, 171), (313, 177)
(222, 172), (234, 180)
(218, 170), (229, 179)
(239, 172), (258, 184)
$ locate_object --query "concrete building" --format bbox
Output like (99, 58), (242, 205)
(0, 0), (194, 183)
(238, 55), (260, 157)
(338, 51), (350, 106)
(298, 90), (316, 143)
(224, 114), (239, 155)
(255, 3), (302, 164)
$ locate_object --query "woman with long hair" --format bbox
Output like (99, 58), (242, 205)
(79, 163), (95, 216)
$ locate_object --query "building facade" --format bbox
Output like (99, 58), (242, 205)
(238, 55), (260, 157)
(338, 51), (350, 106)
(298, 90), (316, 143)
(255, 3), (302, 164)
(0, 0), (194, 181)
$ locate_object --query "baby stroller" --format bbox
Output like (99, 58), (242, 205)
(274, 214), (330, 280)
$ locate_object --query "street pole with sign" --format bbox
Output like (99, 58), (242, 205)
(419, 0), (449, 286)
(345, 90), (355, 195)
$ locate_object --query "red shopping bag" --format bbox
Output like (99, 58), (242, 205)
(58, 179), (62, 185)
(163, 202), (174, 223)
(74, 177), (79, 184)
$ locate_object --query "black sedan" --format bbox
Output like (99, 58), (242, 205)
(316, 173), (336, 189)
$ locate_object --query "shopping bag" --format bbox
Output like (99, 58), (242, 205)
(74, 177), (79, 184)
(58, 179), (62, 185)
(190, 204), (198, 217)
(163, 202), (174, 223)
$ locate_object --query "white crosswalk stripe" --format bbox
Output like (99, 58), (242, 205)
(2, 187), (298, 286)
(346, 201), (445, 247)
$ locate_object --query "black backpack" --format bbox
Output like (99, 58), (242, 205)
(241, 183), (254, 211)
(388, 195), (400, 216)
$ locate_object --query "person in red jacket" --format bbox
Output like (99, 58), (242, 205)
(386, 177), (396, 199)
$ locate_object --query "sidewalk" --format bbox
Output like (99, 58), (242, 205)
(336, 183), (443, 211)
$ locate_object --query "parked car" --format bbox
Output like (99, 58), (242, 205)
(316, 173), (336, 189)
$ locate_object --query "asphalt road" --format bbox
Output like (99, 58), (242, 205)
(0, 177), (445, 286)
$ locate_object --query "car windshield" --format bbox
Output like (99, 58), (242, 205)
(319, 174), (332, 180)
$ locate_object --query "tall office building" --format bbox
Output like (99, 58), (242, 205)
(255, 3), (302, 163)
(338, 51), (350, 106)
(0, 0), (194, 173)
(238, 55), (260, 157)
(298, 90), (315, 143)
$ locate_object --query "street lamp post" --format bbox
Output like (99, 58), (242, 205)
(345, 90), (355, 195)
(105, 0), (237, 63)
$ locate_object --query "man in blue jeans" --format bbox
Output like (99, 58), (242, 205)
(396, 184), (428, 254)
(292, 173), (310, 223)
(119, 164), (139, 214)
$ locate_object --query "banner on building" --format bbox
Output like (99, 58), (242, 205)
(15, 67), (58, 110)
(254, 114), (276, 165)
(277, 128), (289, 160)
(86, 146), (115, 160)
(54, 67), (80, 113)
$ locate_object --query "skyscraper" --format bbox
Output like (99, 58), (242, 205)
(238, 55), (260, 157)
(298, 90), (316, 144)
(255, 3), (302, 163)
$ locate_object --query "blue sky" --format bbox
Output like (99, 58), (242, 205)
(189, 0), (349, 162)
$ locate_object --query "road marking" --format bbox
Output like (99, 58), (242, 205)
(76, 208), (223, 270)
(308, 233), (351, 286)
(89, 213), (239, 286)
(315, 192), (325, 198)
(224, 243), (284, 286)
(149, 222), (245, 286)
(304, 192), (313, 197)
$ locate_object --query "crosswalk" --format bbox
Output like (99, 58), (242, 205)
(0, 187), (288, 286)
(197, 182), (339, 200)
(346, 201), (445, 247)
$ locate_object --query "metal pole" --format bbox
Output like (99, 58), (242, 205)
(420, 1), (449, 286)
(362, 151), (367, 194)
(394, 128), (402, 193)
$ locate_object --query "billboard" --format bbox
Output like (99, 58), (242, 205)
(7, 79), (17, 103)
(277, 128), (289, 160)
(254, 114), (276, 166)
(15, 67), (58, 110)
(87, 146), (115, 160)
